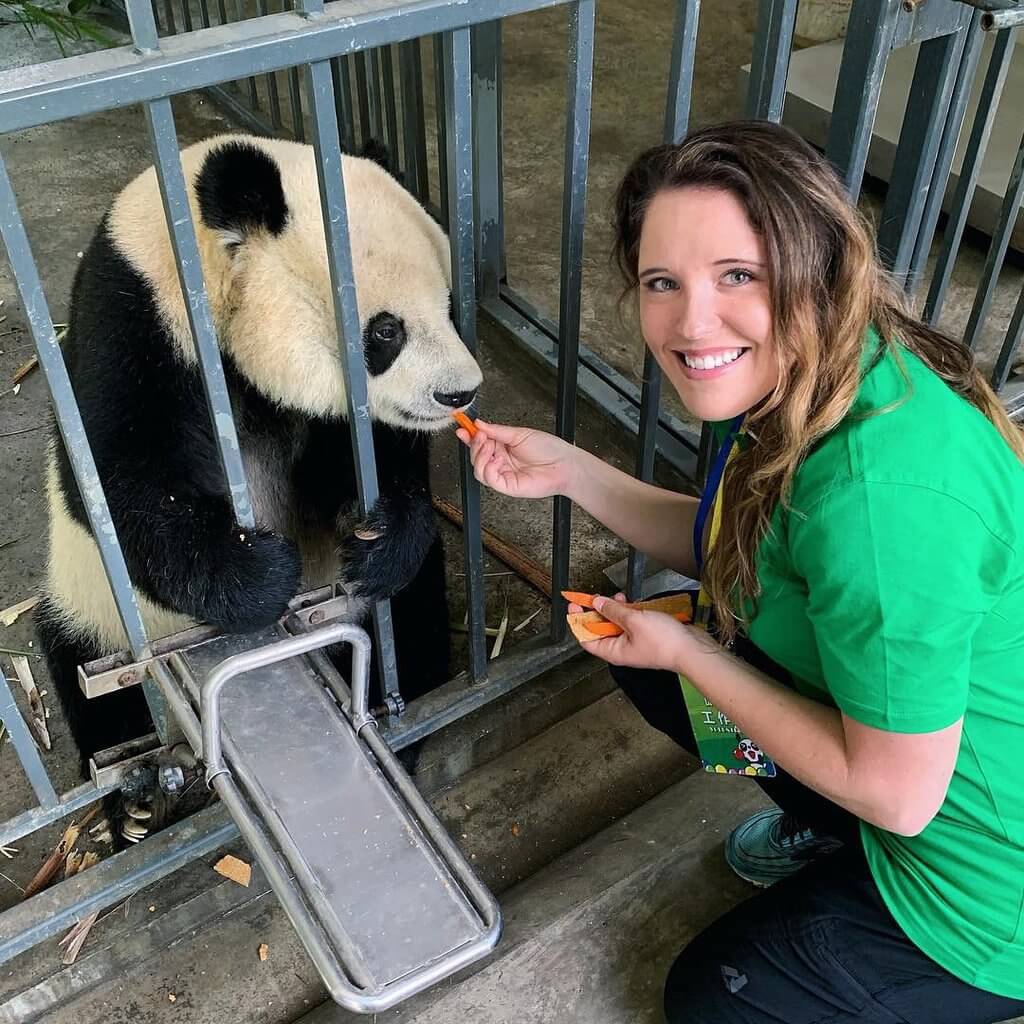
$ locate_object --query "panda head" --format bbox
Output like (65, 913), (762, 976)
(114, 134), (481, 429)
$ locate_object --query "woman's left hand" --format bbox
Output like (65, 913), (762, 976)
(573, 594), (716, 672)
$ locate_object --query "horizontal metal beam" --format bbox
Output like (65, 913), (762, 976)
(0, 804), (237, 965)
(0, 0), (575, 134)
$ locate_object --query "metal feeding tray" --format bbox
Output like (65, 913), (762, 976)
(150, 622), (501, 1013)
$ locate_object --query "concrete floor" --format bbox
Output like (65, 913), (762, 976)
(1, 3), (1022, 1022)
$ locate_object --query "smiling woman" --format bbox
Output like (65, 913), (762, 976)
(457, 120), (1024, 1024)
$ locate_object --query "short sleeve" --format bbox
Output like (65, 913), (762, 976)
(788, 481), (1007, 733)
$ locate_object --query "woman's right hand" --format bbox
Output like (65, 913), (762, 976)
(456, 419), (578, 500)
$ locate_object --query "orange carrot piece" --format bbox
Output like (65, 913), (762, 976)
(560, 590), (596, 608)
(451, 410), (478, 437)
(580, 610), (690, 638)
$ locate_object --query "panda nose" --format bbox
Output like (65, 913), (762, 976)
(433, 388), (477, 409)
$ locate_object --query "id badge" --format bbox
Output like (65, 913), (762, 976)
(678, 598), (777, 778)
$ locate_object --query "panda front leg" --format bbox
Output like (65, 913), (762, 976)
(117, 483), (305, 634)
(336, 482), (438, 603)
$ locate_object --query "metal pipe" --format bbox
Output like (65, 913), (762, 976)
(551, 0), (596, 637)
(908, 13), (985, 291)
(745, 0), (797, 122)
(923, 25), (1016, 323)
(991, 283), (1024, 392)
(201, 622), (369, 785)
(443, 26), (488, 681)
(0, 154), (150, 658)
(962, 126), (1024, 349)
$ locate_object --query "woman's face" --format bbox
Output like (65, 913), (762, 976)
(637, 186), (779, 423)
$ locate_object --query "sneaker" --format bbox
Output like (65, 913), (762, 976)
(725, 809), (844, 887)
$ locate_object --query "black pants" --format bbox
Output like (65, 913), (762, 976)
(612, 663), (1024, 1024)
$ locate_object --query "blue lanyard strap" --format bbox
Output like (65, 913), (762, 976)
(692, 415), (744, 577)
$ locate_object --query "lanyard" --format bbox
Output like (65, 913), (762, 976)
(692, 415), (744, 578)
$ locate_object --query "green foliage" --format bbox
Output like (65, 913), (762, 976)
(0, 0), (116, 54)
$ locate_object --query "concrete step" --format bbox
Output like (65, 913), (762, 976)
(3, 676), (699, 1024)
(300, 771), (772, 1024)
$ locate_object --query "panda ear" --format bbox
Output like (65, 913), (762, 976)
(358, 138), (403, 184)
(196, 140), (289, 250)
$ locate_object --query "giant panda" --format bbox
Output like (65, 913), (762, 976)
(35, 134), (481, 810)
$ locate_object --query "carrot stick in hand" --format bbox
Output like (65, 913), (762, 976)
(452, 410), (478, 437)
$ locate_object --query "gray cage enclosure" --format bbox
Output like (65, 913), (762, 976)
(0, 0), (1022, 1009)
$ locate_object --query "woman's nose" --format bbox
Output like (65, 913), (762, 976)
(676, 294), (722, 342)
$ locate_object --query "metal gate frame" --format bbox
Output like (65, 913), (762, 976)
(1, 0), (1022, 974)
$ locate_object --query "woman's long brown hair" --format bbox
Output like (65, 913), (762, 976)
(612, 120), (1024, 641)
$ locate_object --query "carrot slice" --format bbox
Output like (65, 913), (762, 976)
(580, 610), (690, 638)
(451, 410), (478, 437)
(561, 590), (596, 608)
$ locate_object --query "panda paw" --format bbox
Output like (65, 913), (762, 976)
(338, 492), (434, 601)
(204, 528), (303, 632)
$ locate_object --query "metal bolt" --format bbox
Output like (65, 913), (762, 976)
(118, 671), (136, 687)
(902, 0), (926, 11)
(158, 764), (185, 793)
(309, 609), (325, 624)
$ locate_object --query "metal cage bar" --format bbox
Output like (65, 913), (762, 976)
(472, 19), (504, 301)
(906, 13), (984, 292)
(962, 126), (1024, 351)
(826, 0), (901, 199)
(332, 55), (357, 154)
(992, 284), (1024, 391)
(876, 27), (969, 286)
(550, 0), (595, 637)
(0, 666), (59, 812)
(380, 45), (400, 157)
(923, 25), (1017, 325)
(0, 155), (150, 658)
(302, 29), (401, 700)
(256, 0), (284, 129)
(745, 0), (797, 122)
(626, 0), (701, 601)
(399, 38), (430, 202)
(443, 27), (488, 681)
(433, 33), (450, 226)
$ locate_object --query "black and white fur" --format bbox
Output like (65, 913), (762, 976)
(36, 134), (481, 769)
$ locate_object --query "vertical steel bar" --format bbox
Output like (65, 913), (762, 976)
(197, 0), (211, 30)
(443, 27), (487, 680)
(433, 34), (450, 224)
(233, 0), (261, 110)
(962, 127), (1024, 350)
(663, 0), (701, 142)
(367, 48), (385, 141)
(0, 153), (150, 657)
(161, 0), (177, 34)
(175, 0), (193, 33)
(143, 99), (256, 531)
(825, 0), (900, 200)
(924, 27), (1017, 324)
(907, 14), (984, 292)
(256, 0), (283, 129)
(745, 0), (798, 122)
(299, 2), (400, 699)
(472, 20), (504, 300)
(551, 0), (595, 636)
(215, 0), (227, 26)
(288, 65), (305, 141)
(876, 29), (968, 287)
(992, 284), (1024, 392)
(628, 0), (700, 600)
(400, 38), (429, 201)
(380, 45), (400, 159)
(331, 56), (357, 154)
(0, 667), (59, 811)
(354, 50), (372, 148)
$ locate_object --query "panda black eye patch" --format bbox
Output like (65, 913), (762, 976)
(364, 312), (407, 376)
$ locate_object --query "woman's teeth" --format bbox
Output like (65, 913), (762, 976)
(682, 348), (747, 370)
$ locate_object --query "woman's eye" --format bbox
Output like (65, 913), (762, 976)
(723, 269), (754, 286)
(644, 277), (677, 293)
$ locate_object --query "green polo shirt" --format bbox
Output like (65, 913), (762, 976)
(732, 336), (1024, 997)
